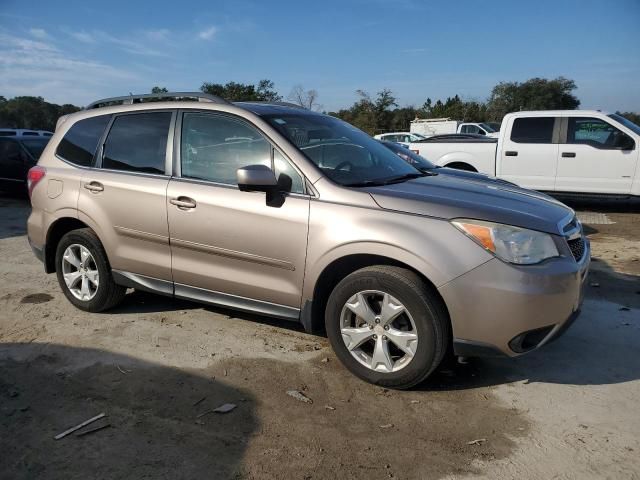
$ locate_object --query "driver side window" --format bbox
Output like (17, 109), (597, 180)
(567, 117), (633, 150)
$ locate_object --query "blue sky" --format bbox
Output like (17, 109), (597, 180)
(1, 0), (639, 112)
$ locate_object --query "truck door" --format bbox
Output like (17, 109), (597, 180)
(498, 116), (559, 191)
(555, 116), (637, 195)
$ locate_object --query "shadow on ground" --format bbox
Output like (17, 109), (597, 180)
(0, 344), (257, 480)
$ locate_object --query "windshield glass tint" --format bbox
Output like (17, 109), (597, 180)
(263, 113), (419, 185)
(479, 123), (496, 133)
(20, 138), (49, 158)
(609, 114), (640, 136)
(380, 141), (435, 169)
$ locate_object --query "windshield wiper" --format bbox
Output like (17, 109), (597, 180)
(345, 172), (427, 187)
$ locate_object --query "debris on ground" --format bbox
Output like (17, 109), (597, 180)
(75, 423), (111, 437)
(197, 403), (237, 418)
(213, 403), (237, 413)
(467, 438), (487, 446)
(192, 396), (207, 407)
(324, 405), (336, 410)
(54, 413), (107, 440)
(379, 424), (394, 429)
(321, 357), (329, 363)
(287, 390), (313, 404)
(410, 400), (420, 404)
(116, 365), (131, 374)
(590, 282), (600, 287)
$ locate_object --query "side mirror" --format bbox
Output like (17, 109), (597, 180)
(237, 164), (278, 192)
(618, 135), (635, 151)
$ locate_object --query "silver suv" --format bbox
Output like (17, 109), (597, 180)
(27, 92), (590, 389)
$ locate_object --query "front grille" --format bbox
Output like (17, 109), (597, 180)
(568, 237), (585, 261)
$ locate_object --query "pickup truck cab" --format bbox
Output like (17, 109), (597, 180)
(410, 111), (640, 197)
(373, 132), (428, 147)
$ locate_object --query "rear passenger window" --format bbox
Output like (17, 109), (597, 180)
(56, 115), (111, 167)
(180, 113), (271, 185)
(510, 117), (555, 144)
(102, 112), (171, 174)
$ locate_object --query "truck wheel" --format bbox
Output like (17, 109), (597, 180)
(325, 266), (450, 389)
(55, 228), (126, 312)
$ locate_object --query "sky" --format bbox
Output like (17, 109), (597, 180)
(0, 0), (639, 112)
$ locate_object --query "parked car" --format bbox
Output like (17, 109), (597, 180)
(0, 136), (50, 190)
(373, 132), (428, 147)
(410, 119), (499, 138)
(409, 111), (640, 198)
(27, 92), (589, 389)
(0, 128), (54, 137)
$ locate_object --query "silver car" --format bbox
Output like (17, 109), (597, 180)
(27, 92), (590, 389)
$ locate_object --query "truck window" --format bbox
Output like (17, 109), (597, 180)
(511, 117), (554, 144)
(567, 117), (633, 150)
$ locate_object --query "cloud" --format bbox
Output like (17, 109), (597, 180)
(198, 26), (218, 40)
(29, 28), (48, 39)
(68, 30), (95, 43)
(145, 29), (170, 41)
(0, 32), (139, 106)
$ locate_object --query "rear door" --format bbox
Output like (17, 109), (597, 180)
(78, 111), (174, 282)
(167, 110), (310, 313)
(498, 116), (559, 191)
(555, 116), (637, 194)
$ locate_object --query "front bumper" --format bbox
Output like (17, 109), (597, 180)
(439, 240), (590, 357)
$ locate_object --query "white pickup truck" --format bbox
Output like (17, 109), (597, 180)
(409, 110), (640, 197)
(410, 118), (499, 137)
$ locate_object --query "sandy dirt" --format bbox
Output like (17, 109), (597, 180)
(0, 192), (639, 479)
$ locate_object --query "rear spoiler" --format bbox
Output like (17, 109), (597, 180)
(56, 114), (72, 131)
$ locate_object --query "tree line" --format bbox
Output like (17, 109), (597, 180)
(2, 77), (639, 134)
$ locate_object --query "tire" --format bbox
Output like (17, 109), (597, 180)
(325, 266), (450, 389)
(55, 228), (126, 312)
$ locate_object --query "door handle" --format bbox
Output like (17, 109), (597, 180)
(562, 152), (576, 158)
(505, 151), (518, 157)
(170, 196), (197, 209)
(84, 181), (104, 192)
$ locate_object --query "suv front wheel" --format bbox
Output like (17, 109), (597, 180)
(325, 266), (450, 389)
(55, 228), (126, 312)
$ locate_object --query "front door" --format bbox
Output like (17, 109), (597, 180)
(167, 111), (310, 314)
(555, 116), (637, 194)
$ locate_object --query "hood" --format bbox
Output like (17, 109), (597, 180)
(366, 174), (573, 235)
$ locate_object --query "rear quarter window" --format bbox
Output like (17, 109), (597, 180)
(56, 114), (112, 167)
(510, 117), (555, 144)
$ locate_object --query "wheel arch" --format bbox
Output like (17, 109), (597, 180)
(302, 252), (450, 336)
(44, 217), (91, 273)
(443, 161), (477, 172)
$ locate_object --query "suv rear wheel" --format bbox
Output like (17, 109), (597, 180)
(325, 266), (449, 389)
(55, 228), (126, 312)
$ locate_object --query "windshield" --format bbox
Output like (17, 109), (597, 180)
(479, 123), (497, 133)
(410, 133), (427, 141)
(379, 141), (436, 169)
(263, 113), (420, 186)
(609, 113), (640, 136)
(20, 138), (49, 159)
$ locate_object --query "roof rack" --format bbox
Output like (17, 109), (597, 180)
(236, 100), (308, 110)
(85, 92), (230, 110)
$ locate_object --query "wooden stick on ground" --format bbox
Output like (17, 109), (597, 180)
(54, 413), (107, 440)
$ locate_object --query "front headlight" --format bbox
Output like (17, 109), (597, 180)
(452, 219), (559, 265)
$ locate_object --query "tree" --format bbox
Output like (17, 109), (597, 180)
(288, 85), (321, 110)
(330, 89), (397, 135)
(618, 111), (640, 126)
(151, 86), (168, 94)
(0, 96), (81, 131)
(200, 79), (281, 102)
(487, 77), (580, 121)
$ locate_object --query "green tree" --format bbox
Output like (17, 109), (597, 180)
(151, 86), (169, 94)
(200, 79), (281, 102)
(618, 111), (640, 126)
(330, 89), (397, 135)
(0, 96), (80, 131)
(486, 77), (580, 121)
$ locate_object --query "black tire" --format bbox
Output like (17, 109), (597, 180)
(55, 228), (126, 312)
(325, 266), (450, 389)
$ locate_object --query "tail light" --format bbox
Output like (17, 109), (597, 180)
(27, 166), (46, 198)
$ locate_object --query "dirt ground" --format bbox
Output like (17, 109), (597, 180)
(1, 192), (639, 480)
